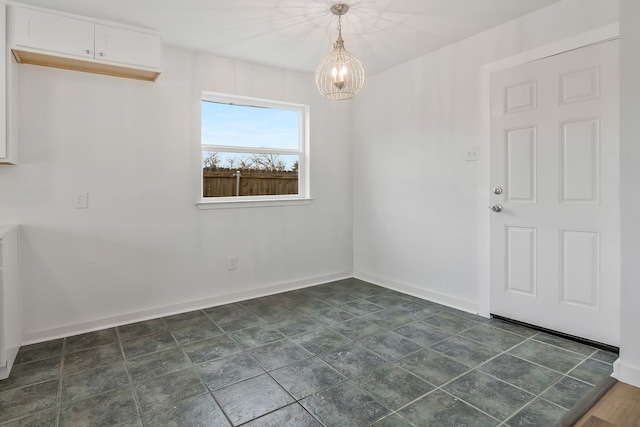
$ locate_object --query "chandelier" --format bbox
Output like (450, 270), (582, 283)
(315, 4), (365, 101)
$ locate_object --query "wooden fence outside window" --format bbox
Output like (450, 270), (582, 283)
(202, 169), (298, 197)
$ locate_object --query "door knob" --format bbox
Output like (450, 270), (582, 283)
(491, 204), (503, 212)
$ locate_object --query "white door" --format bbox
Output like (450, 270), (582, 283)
(489, 40), (620, 346)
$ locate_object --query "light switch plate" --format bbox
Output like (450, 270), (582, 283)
(465, 146), (479, 161)
(74, 192), (88, 209)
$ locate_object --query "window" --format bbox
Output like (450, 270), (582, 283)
(199, 92), (309, 206)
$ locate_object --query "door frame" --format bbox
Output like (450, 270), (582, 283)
(477, 23), (620, 318)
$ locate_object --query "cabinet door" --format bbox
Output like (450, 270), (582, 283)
(94, 24), (161, 69)
(12, 7), (94, 59)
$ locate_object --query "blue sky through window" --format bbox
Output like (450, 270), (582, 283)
(201, 101), (299, 150)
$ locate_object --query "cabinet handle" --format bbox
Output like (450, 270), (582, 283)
(98, 52), (105, 57)
(84, 49), (91, 55)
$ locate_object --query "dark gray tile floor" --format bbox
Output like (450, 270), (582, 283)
(0, 278), (617, 426)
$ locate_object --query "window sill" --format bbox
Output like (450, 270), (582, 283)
(196, 197), (313, 210)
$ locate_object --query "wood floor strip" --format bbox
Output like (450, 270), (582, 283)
(555, 376), (618, 427)
(565, 380), (640, 427)
(576, 382), (640, 427)
(581, 415), (616, 427)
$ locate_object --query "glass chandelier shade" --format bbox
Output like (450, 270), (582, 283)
(315, 4), (365, 101)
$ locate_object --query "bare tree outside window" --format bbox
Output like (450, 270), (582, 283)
(202, 151), (220, 169)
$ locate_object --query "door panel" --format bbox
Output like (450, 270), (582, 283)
(505, 81), (537, 113)
(560, 118), (600, 204)
(506, 127), (537, 202)
(505, 226), (537, 296)
(560, 67), (600, 104)
(490, 40), (619, 346)
(560, 230), (599, 309)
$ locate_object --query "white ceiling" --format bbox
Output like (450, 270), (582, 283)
(12, 0), (564, 75)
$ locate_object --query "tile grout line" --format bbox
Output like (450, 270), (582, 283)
(114, 326), (144, 426)
(164, 314), (241, 427)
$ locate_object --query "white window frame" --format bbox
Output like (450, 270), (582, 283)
(197, 92), (311, 209)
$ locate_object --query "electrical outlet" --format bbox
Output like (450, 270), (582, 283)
(227, 256), (237, 270)
(465, 146), (479, 162)
(74, 192), (88, 209)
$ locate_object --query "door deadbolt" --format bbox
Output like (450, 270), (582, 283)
(493, 186), (503, 195)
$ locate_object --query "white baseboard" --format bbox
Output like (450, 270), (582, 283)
(353, 270), (482, 316)
(22, 271), (352, 345)
(613, 359), (640, 388)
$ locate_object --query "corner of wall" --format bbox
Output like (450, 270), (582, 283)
(353, 270), (482, 316)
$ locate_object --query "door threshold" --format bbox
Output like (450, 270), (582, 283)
(490, 314), (619, 354)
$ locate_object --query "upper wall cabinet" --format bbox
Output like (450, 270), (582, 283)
(9, 6), (162, 81)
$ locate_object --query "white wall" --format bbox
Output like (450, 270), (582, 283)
(0, 46), (354, 342)
(352, 0), (619, 313)
(616, 0), (640, 388)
